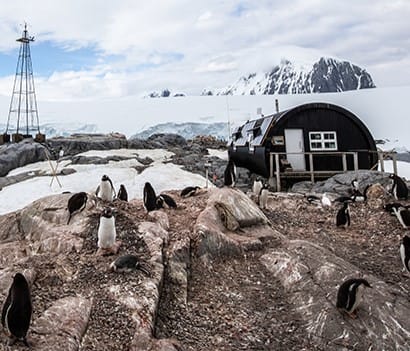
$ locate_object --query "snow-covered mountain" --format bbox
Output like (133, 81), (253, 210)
(130, 122), (228, 140)
(203, 57), (375, 96)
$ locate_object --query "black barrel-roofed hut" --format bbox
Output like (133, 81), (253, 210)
(228, 102), (378, 178)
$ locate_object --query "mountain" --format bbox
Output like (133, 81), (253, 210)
(204, 57), (375, 96)
(130, 122), (229, 140)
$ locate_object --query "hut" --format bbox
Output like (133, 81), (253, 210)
(228, 102), (378, 180)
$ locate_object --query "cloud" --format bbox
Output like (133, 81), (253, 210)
(0, 0), (409, 100)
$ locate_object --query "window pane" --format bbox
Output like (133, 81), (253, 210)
(311, 142), (322, 148)
(310, 133), (321, 140)
(324, 142), (336, 148)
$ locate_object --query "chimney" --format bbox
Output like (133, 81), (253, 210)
(275, 99), (279, 113)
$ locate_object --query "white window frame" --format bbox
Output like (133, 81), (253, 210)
(309, 131), (338, 151)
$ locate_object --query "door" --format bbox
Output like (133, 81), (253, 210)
(284, 129), (306, 171)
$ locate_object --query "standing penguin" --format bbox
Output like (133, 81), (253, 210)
(336, 202), (351, 229)
(224, 159), (236, 187)
(336, 278), (372, 318)
(96, 174), (116, 202)
(117, 184), (128, 202)
(351, 179), (360, 193)
(67, 192), (88, 224)
(400, 235), (410, 276)
(143, 182), (157, 212)
(392, 206), (410, 229)
(1, 273), (32, 346)
(97, 207), (116, 250)
(252, 179), (263, 197)
(259, 184), (269, 209)
(389, 173), (409, 200)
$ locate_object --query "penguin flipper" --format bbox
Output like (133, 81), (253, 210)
(67, 214), (72, 225)
(95, 185), (100, 197)
(1, 291), (11, 327)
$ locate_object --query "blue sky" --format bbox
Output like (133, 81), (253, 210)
(0, 0), (409, 101)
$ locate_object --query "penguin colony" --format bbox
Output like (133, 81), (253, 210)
(1, 161), (409, 346)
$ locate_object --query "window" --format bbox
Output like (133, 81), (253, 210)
(309, 131), (337, 151)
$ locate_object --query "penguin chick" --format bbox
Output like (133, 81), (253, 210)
(109, 254), (151, 276)
(96, 174), (115, 202)
(1, 273), (32, 346)
(67, 192), (88, 224)
(180, 186), (200, 198)
(336, 202), (351, 229)
(400, 235), (410, 276)
(143, 182), (157, 212)
(336, 278), (371, 318)
(117, 184), (128, 202)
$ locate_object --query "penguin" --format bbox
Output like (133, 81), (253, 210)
(389, 173), (409, 200)
(384, 202), (407, 216)
(67, 192), (88, 224)
(306, 194), (321, 205)
(109, 254), (150, 275)
(224, 159), (236, 187)
(321, 193), (332, 208)
(97, 207), (116, 250)
(156, 193), (177, 209)
(336, 278), (371, 318)
(252, 179), (263, 197)
(392, 206), (410, 229)
(259, 184), (269, 209)
(351, 179), (360, 192)
(143, 182), (157, 212)
(334, 196), (354, 203)
(180, 186), (200, 198)
(336, 201), (351, 229)
(96, 174), (116, 202)
(400, 235), (410, 276)
(117, 184), (128, 202)
(1, 273), (32, 346)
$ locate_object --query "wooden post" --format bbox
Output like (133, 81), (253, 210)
(342, 153), (347, 172)
(275, 153), (281, 192)
(353, 152), (358, 171)
(392, 152), (398, 175)
(309, 153), (314, 182)
(378, 151), (384, 172)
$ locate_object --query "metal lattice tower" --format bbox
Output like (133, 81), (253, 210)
(5, 24), (40, 138)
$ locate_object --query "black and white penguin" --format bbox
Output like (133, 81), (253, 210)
(252, 179), (263, 197)
(400, 235), (410, 275)
(259, 184), (269, 209)
(180, 186), (200, 198)
(109, 254), (150, 275)
(156, 193), (177, 209)
(97, 207), (116, 249)
(351, 179), (360, 192)
(389, 173), (409, 200)
(117, 184), (128, 202)
(67, 192), (88, 224)
(392, 206), (410, 229)
(334, 196), (354, 203)
(224, 159), (236, 187)
(143, 182), (157, 212)
(96, 174), (116, 202)
(384, 202), (407, 216)
(306, 194), (321, 205)
(1, 273), (32, 346)
(321, 193), (332, 208)
(336, 278), (371, 318)
(336, 202), (351, 229)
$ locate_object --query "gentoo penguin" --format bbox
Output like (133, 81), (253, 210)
(117, 184), (128, 202)
(259, 184), (269, 209)
(109, 254), (150, 275)
(400, 235), (410, 276)
(156, 193), (177, 209)
(384, 202), (407, 216)
(180, 186), (200, 198)
(252, 179), (263, 197)
(321, 193), (332, 208)
(96, 174), (116, 202)
(392, 206), (410, 229)
(97, 207), (116, 250)
(224, 159), (236, 187)
(336, 202), (351, 229)
(306, 194), (321, 205)
(389, 173), (409, 200)
(351, 179), (360, 193)
(143, 182), (157, 212)
(334, 196), (354, 203)
(336, 278), (371, 318)
(67, 192), (88, 224)
(1, 273), (32, 346)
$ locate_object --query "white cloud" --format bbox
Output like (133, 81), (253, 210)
(0, 0), (409, 100)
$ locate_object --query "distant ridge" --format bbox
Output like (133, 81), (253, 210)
(145, 57), (375, 98)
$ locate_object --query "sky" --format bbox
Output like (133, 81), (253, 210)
(0, 0), (409, 102)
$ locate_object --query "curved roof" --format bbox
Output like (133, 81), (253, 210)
(231, 102), (376, 150)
